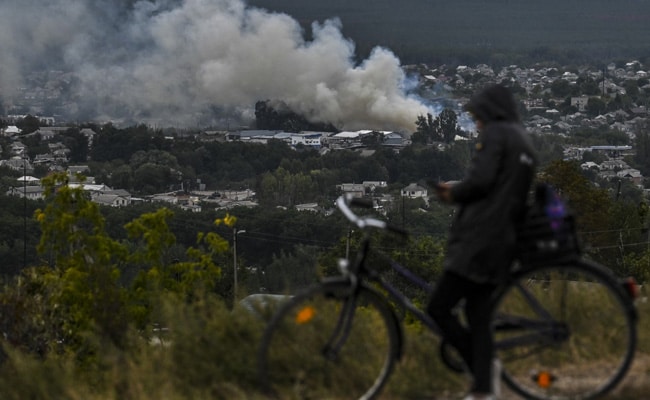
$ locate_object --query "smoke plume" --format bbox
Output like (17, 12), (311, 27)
(0, 0), (431, 131)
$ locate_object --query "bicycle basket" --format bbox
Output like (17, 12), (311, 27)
(516, 184), (581, 266)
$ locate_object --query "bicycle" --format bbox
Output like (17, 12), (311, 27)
(257, 192), (639, 400)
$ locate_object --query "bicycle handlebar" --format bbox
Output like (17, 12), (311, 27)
(336, 194), (409, 237)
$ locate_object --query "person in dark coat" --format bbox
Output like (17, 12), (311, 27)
(427, 84), (538, 400)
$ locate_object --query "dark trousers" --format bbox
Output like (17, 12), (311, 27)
(427, 271), (497, 393)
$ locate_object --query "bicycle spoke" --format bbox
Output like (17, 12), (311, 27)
(258, 282), (400, 400)
(494, 262), (636, 400)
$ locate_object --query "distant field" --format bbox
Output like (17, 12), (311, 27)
(247, 0), (650, 64)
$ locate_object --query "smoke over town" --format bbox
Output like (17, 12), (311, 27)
(0, 0), (431, 131)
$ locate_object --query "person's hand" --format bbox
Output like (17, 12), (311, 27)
(434, 182), (453, 203)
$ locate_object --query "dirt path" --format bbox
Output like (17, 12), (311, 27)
(428, 353), (650, 400)
(500, 352), (648, 400)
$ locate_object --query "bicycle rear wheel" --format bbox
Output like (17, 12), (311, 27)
(493, 260), (637, 400)
(258, 280), (401, 400)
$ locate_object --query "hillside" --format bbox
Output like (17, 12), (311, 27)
(247, 0), (650, 65)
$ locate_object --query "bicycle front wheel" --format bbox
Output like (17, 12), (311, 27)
(257, 280), (401, 400)
(493, 260), (637, 400)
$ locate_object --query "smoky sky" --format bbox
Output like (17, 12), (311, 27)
(0, 0), (432, 131)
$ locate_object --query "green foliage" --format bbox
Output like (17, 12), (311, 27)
(0, 172), (234, 365)
(539, 160), (628, 271)
(383, 235), (445, 303)
(32, 173), (131, 349)
(586, 97), (607, 117)
(413, 113), (436, 144)
(0, 164), (649, 398)
(60, 128), (89, 163)
(264, 245), (322, 293)
(633, 126), (650, 175)
(571, 127), (630, 147)
(15, 115), (41, 135)
(414, 108), (462, 144)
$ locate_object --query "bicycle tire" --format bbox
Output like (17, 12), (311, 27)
(257, 280), (401, 400)
(492, 259), (637, 400)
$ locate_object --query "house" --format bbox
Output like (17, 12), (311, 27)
(570, 96), (589, 112)
(382, 132), (407, 147)
(2, 126), (21, 137)
(219, 189), (255, 201)
(291, 132), (323, 148)
(92, 193), (131, 207)
(68, 183), (112, 194)
(590, 146), (633, 158)
(228, 130), (278, 142)
(362, 181), (387, 192)
(401, 183), (428, 200)
(33, 154), (56, 164)
(34, 128), (58, 140)
(10, 142), (27, 157)
(215, 200), (258, 210)
(0, 157), (33, 173)
(337, 183), (365, 198)
(581, 161), (600, 170)
(180, 204), (202, 213)
(600, 160), (629, 171)
(295, 203), (320, 212)
(6, 185), (46, 200)
(617, 169), (644, 186)
(90, 188), (132, 207)
(68, 165), (90, 178)
(151, 194), (179, 205)
(327, 131), (366, 148)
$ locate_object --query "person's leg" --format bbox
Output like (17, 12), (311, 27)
(464, 283), (498, 394)
(427, 271), (475, 371)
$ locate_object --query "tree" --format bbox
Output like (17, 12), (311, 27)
(16, 115), (41, 135)
(125, 208), (228, 315)
(634, 128), (650, 175)
(263, 245), (321, 292)
(34, 173), (130, 349)
(133, 163), (175, 194)
(435, 108), (462, 143)
(550, 79), (572, 98)
(413, 113), (436, 144)
(0, 171), (235, 360)
(61, 128), (89, 162)
(578, 77), (601, 96)
(586, 97), (607, 117)
(540, 160), (620, 268)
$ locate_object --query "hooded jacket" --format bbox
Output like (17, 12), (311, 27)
(444, 84), (538, 284)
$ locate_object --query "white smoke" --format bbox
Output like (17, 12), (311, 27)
(0, 0), (431, 131)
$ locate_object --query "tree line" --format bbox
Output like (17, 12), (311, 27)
(1, 116), (650, 289)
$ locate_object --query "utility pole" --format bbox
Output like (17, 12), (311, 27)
(23, 156), (27, 270)
(233, 228), (246, 301)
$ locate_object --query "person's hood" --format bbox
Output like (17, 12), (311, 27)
(464, 84), (520, 123)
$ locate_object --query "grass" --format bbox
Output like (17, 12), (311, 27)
(0, 288), (648, 399)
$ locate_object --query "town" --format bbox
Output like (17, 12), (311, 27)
(1, 61), (649, 211)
